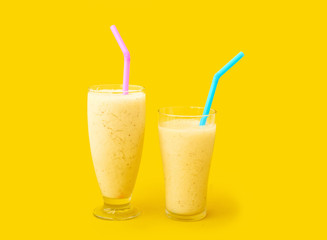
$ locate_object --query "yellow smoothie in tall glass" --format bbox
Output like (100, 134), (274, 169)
(88, 85), (145, 203)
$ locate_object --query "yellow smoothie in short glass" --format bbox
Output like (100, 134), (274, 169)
(158, 107), (216, 221)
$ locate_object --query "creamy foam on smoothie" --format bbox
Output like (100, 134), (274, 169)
(88, 91), (145, 199)
(159, 119), (216, 215)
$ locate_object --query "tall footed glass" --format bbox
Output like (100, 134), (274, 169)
(158, 107), (216, 221)
(88, 84), (145, 220)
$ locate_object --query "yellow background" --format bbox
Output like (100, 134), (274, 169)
(1, 1), (326, 239)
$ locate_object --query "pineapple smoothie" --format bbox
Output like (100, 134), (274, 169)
(159, 118), (216, 218)
(88, 85), (145, 200)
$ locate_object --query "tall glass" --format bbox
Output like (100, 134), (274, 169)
(158, 107), (216, 221)
(88, 84), (145, 220)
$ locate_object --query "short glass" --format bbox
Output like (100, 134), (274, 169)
(158, 107), (216, 221)
(88, 84), (145, 220)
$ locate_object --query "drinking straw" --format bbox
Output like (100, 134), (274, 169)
(110, 25), (130, 95)
(200, 52), (244, 125)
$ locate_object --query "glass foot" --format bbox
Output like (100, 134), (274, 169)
(93, 197), (140, 220)
(94, 204), (140, 220)
(165, 209), (206, 221)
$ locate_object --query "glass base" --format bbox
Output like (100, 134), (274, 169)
(93, 197), (140, 221)
(165, 209), (206, 221)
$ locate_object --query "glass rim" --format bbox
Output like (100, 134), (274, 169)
(158, 106), (216, 118)
(88, 84), (145, 93)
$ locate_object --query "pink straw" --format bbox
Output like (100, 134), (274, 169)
(110, 25), (130, 95)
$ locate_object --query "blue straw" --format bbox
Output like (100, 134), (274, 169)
(200, 52), (244, 126)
